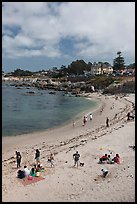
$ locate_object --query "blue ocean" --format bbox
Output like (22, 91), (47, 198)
(2, 82), (97, 137)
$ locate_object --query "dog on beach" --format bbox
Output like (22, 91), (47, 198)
(80, 162), (84, 167)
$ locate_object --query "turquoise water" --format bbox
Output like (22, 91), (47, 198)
(2, 82), (97, 137)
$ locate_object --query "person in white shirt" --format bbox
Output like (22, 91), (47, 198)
(89, 113), (93, 120)
(23, 165), (30, 176)
(101, 168), (108, 177)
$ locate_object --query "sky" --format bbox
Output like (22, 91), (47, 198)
(2, 2), (135, 73)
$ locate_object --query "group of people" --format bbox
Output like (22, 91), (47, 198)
(16, 147), (121, 180)
(16, 149), (55, 179)
(83, 113), (93, 126)
(98, 153), (120, 177)
(99, 153), (120, 164)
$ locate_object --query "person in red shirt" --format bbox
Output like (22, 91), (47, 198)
(99, 154), (108, 164)
(113, 154), (120, 164)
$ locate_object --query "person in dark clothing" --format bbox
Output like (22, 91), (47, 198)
(106, 117), (109, 127)
(17, 170), (25, 179)
(73, 151), (80, 167)
(16, 152), (22, 168)
(127, 112), (134, 120)
(127, 112), (130, 120)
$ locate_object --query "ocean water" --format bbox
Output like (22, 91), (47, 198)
(2, 82), (97, 137)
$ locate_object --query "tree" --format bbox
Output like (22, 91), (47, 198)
(67, 60), (89, 75)
(12, 68), (33, 76)
(113, 51), (125, 71)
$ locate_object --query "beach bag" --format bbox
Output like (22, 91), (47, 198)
(28, 175), (33, 180)
(36, 172), (40, 177)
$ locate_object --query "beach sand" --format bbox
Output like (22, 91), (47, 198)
(2, 93), (135, 202)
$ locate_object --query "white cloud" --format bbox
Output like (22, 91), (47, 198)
(2, 2), (135, 64)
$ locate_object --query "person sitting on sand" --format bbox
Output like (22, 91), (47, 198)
(127, 112), (134, 121)
(17, 169), (25, 179)
(101, 168), (108, 177)
(107, 155), (114, 164)
(73, 151), (80, 167)
(23, 165), (30, 176)
(30, 167), (36, 177)
(113, 154), (120, 164)
(36, 164), (41, 172)
(99, 154), (108, 164)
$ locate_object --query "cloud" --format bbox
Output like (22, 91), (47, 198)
(2, 2), (135, 67)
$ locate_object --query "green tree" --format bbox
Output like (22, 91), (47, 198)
(113, 51), (125, 70)
(12, 68), (33, 76)
(67, 60), (89, 75)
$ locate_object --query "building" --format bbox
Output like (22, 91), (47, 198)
(91, 62), (113, 75)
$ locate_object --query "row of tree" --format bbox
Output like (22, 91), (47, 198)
(6, 51), (134, 77)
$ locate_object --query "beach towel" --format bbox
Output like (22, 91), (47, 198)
(17, 176), (45, 186)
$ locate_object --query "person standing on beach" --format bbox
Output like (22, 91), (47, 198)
(16, 152), (22, 168)
(48, 153), (55, 167)
(83, 116), (87, 126)
(35, 149), (40, 165)
(106, 117), (109, 127)
(73, 151), (80, 167)
(89, 113), (93, 121)
(73, 120), (75, 127)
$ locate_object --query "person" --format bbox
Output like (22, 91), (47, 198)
(83, 116), (87, 126)
(17, 169), (25, 179)
(36, 163), (42, 172)
(99, 154), (108, 164)
(73, 151), (80, 167)
(89, 113), (93, 121)
(30, 167), (36, 177)
(127, 112), (130, 120)
(107, 155), (114, 164)
(35, 149), (40, 165)
(101, 168), (108, 177)
(48, 153), (55, 167)
(113, 154), (120, 164)
(106, 117), (109, 127)
(33, 164), (37, 171)
(127, 112), (134, 120)
(73, 121), (75, 127)
(23, 165), (30, 176)
(16, 152), (22, 168)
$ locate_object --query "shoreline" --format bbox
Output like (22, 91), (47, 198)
(2, 92), (101, 152)
(2, 93), (135, 202)
(2, 89), (99, 138)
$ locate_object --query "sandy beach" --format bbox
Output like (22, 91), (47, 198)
(2, 92), (135, 202)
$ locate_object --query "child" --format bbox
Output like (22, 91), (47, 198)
(101, 168), (108, 177)
(48, 153), (55, 167)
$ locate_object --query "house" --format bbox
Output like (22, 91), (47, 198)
(91, 62), (113, 75)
